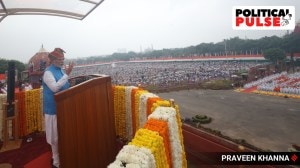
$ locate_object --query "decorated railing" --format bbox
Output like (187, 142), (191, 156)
(0, 85), (187, 167)
(109, 86), (187, 168)
(0, 89), (43, 140)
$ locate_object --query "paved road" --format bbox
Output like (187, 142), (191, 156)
(158, 89), (300, 152)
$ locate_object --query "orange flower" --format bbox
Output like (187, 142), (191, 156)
(15, 92), (26, 136)
(144, 118), (172, 168)
(131, 88), (139, 134)
(147, 97), (162, 116)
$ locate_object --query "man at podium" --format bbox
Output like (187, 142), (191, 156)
(42, 48), (74, 168)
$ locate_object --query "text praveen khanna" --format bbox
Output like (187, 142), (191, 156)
(221, 154), (290, 162)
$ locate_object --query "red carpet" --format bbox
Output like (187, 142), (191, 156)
(24, 151), (51, 168)
(0, 133), (51, 168)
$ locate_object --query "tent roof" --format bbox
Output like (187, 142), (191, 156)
(0, 0), (104, 22)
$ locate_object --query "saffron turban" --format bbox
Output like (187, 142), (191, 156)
(49, 48), (65, 59)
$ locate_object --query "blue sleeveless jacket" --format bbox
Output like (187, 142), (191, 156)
(43, 65), (70, 115)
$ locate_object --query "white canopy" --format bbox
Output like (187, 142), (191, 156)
(0, 0), (104, 22)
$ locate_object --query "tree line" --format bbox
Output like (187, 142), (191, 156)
(0, 32), (299, 76)
(73, 32), (300, 65)
(0, 59), (26, 79)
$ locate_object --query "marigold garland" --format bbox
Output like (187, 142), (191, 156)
(110, 85), (187, 168)
(112, 86), (119, 137)
(148, 106), (184, 168)
(25, 89), (42, 134)
(1, 89), (43, 139)
(113, 86), (127, 139)
(130, 128), (168, 168)
(1, 84), (187, 168)
(130, 88), (139, 134)
(125, 86), (137, 140)
(139, 93), (158, 128)
(144, 118), (172, 168)
(147, 97), (162, 116)
(15, 91), (26, 136)
(134, 90), (148, 130)
(174, 105), (187, 168)
(151, 100), (171, 113)
(108, 144), (156, 168)
(40, 88), (45, 131)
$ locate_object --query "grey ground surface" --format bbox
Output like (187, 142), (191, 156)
(157, 89), (300, 152)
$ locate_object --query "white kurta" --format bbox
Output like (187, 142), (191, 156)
(43, 70), (69, 168)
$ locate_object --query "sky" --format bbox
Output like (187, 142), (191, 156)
(0, 0), (299, 63)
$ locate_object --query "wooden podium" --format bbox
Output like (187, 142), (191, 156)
(55, 75), (117, 168)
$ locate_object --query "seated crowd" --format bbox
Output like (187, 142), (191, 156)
(71, 60), (265, 87)
(244, 71), (300, 95)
